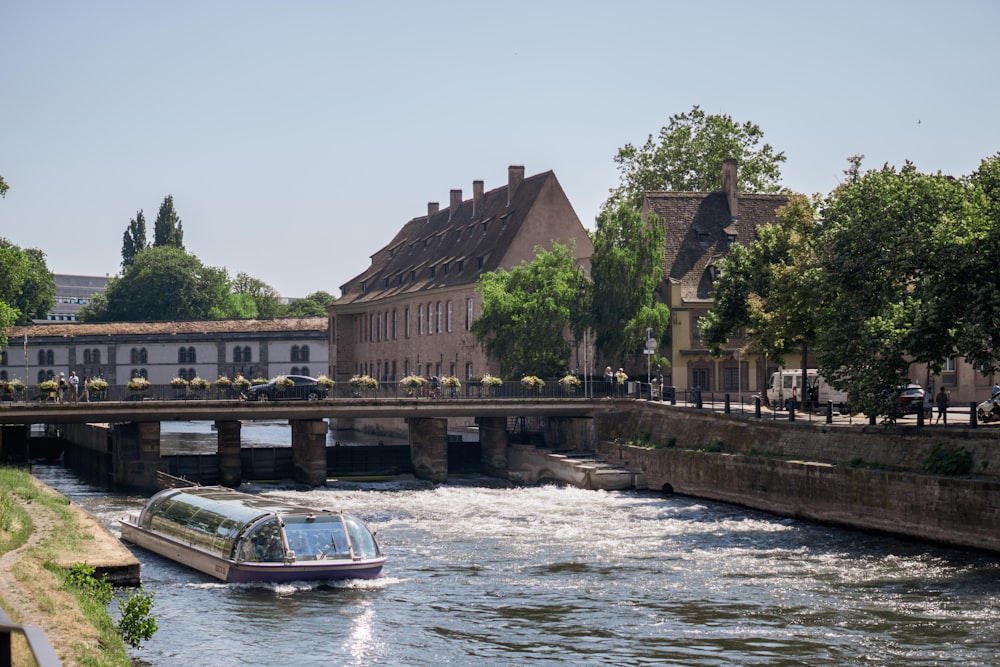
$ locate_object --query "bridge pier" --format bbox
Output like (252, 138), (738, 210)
(112, 422), (164, 491)
(406, 417), (448, 483)
(544, 416), (596, 451)
(478, 416), (508, 477)
(291, 419), (328, 486)
(0, 425), (30, 462)
(216, 420), (242, 487)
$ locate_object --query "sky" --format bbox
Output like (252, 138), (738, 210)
(2, 1), (999, 300)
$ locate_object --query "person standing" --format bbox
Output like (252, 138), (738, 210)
(604, 366), (614, 396)
(57, 373), (67, 403)
(80, 375), (90, 402)
(935, 386), (949, 424)
(68, 371), (80, 403)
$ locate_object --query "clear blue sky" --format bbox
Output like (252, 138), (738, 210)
(2, 1), (998, 299)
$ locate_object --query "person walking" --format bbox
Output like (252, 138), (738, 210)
(935, 386), (950, 424)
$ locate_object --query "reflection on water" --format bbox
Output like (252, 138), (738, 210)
(30, 465), (1000, 667)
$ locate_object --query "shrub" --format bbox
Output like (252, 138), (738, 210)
(923, 444), (974, 475)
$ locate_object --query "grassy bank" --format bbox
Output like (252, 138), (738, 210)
(0, 466), (133, 666)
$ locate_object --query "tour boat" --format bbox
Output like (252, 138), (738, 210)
(119, 486), (386, 583)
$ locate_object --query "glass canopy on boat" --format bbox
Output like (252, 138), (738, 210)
(137, 487), (382, 563)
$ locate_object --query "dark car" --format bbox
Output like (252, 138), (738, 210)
(244, 375), (328, 402)
(893, 384), (926, 416)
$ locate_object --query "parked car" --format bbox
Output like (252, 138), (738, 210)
(893, 384), (926, 416)
(977, 392), (1000, 423)
(243, 375), (327, 402)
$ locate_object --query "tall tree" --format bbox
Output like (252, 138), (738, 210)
(0, 174), (8, 198)
(121, 210), (148, 270)
(607, 105), (786, 209)
(153, 195), (184, 249)
(0, 238), (56, 325)
(589, 204), (670, 369)
(815, 161), (973, 417)
(472, 243), (587, 379)
(80, 246), (237, 321)
(232, 273), (283, 319)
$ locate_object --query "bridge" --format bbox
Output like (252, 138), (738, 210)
(0, 397), (614, 490)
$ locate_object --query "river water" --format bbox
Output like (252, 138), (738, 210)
(31, 422), (1000, 666)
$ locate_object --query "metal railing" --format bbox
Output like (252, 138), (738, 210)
(0, 607), (62, 667)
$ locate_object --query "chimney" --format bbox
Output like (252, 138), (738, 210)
(428, 202), (439, 217)
(449, 189), (462, 219)
(472, 180), (484, 216)
(507, 165), (524, 205)
(722, 158), (738, 219)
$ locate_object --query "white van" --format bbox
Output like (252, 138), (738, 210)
(766, 369), (850, 413)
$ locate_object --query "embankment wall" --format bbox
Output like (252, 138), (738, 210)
(595, 403), (1000, 553)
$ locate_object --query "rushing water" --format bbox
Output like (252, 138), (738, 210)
(30, 422), (1000, 667)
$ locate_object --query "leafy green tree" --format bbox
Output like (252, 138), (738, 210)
(153, 195), (184, 249)
(232, 273), (283, 319)
(472, 243), (587, 378)
(700, 194), (822, 393)
(0, 238), (55, 326)
(608, 105), (786, 209)
(80, 246), (238, 321)
(589, 204), (670, 369)
(0, 174), (8, 198)
(285, 291), (337, 318)
(122, 210), (148, 270)
(815, 161), (974, 417)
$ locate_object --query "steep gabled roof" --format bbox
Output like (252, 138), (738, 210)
(645, 190), (788, 304)
(337, 170), (558, 305)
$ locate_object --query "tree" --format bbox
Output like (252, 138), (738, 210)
(121, 210), (148, 270)
(607, 105), (786, 209)
(285, 291), (337, 318)
(231, 273), (286, 319)
(700, 194), (823, 394)
(815, 161), (974, 417)
(472, 243), (587, 379)
(80, 246), (238, 321)
(153, 195), (184, 249)
(589, 204), (670, 370)
(0, 174), (8, 198)
(0, 238), (56, 325)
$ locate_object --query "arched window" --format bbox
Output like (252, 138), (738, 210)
(0, 370), (7, 381)
(38, 370), (48, 383)
(234, 347), (242, 363)
(179, 348), (188, 363)
(0, 350), (6, 365)
(186, 347), (195, 363)
(91, 349), (100, 364)
(300, 345), (309, 362)
(299, 366), (309, 377)
(84, 349), (91, 365)
(131, 348), (139, 364)
(179, 368), (188, 380)
(242, 346), (252, 363)
(446, 301), (453, 333)
(291, 345), (300, 362)
(38, 350), (46, 365)
(436, 302), (442, 334)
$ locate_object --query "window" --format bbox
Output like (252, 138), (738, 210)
(430, 265), (436, 278)
(0, 370), (6, 381)
(91, 348), (100, 364)
(392, 310), (398, 340)
(467, 298), (474, 330)
(234, 347), (243, 363)
(418, 305), (425, 335)
(404, 307), (411, 338)
(300, 345), (310, 362)
(179, 347), (188, 363)
(436, 302), (442, 333)
(291, 345), (300, 362)
(0, 350), (7, 366)
(691, 367), (711, 391)
(130, 348), (147, 364)
(242, 346), (252, 363)
(465, 363), (473, 379)
(446, 301), (453, 332)
(723, 366), (740, 392)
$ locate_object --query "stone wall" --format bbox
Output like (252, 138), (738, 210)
(595, 403), (1000, 553)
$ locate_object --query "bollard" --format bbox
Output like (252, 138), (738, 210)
(695, 388), (702, 409)
(754, 396), (761, 418)
(869, 413), (876, 425)
(724, 393), (730, 414)
(917, 405), (924, 427)
(971, 401), (977, 428)
(826, 401), (833, 424)
(788, 402), (795, 422)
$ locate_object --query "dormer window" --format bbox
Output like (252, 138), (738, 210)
(698, 233), (709, 247)
(430, 265), (436, 278)
(726, 233), (737, 247)
(443, 263), (449, 277)
(360, 280), (367, 293)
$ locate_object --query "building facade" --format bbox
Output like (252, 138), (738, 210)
(644, 159), (788, 395)
(37, 274), (111, 323)
(0, 318), (328, 386)
(329, 165), (593, 384)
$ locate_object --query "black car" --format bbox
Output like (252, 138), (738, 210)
(243, 375), (328, 401)
(893, 384), (926, 416)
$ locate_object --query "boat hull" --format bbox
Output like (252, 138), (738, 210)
(120, 519), (386, 583)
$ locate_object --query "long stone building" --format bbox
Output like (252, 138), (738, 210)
(329, 165), (593, 384)
(0, 318), (328, 387)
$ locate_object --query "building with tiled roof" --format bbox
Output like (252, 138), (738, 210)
(643, 159), (788, 395)
(1, 318), (328, 386)
(330, 165), (593, 384)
